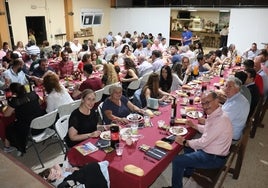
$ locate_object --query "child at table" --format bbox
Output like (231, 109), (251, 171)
(39, 160), (110, 188)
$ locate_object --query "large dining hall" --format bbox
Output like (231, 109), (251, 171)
(0, 0), (268, 188)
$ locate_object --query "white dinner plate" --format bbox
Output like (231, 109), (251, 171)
(186, 111), (203, 119)
(127, 113), (143, 122)
(169, 126), (188, 136)
(100, 131), (110, 140)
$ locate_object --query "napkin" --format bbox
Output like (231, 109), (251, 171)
(155, 140), (172, 150)
(145, 147), (167, 160)
(124, 164), (144, 176)
(95, 139), (110, 149)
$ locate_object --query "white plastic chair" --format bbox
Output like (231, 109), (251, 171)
(97, 102), (104, 124)
(58, 99), (81, 118)
(55, 115), (70, 155)
(95, 88), (104, 103)
(140, 71), (153, 87)
(126, 78), (141, 100)
(28, 110), (61, 168)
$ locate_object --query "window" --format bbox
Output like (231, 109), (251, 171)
(81, 9), (103, 27)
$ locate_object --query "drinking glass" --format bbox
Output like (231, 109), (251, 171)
(115, 143), (124, 156)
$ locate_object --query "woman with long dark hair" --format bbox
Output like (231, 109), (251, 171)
(159, 65), (173, 93)
(3, 82), (45, 155)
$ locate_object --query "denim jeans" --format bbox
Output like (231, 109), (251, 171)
(172, 147), (226, 188)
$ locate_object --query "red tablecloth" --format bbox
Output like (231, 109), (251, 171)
(67, 104), (197, 188)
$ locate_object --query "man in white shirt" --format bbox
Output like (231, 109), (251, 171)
(243, 42), (261, 60)
(151, 50), (164, 72)
(137, 55), (153, 77)
(3, 58), (28, 85)
(70, 38), (82, 53)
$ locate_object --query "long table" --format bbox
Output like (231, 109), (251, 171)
(67, 104), (197, 188)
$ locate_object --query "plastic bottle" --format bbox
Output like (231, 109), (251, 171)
(110, 125), (119, 148)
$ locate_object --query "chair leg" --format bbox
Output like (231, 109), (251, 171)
(32, 142), (44, 168)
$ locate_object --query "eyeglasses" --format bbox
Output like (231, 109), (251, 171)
(201, 99), (215, 106)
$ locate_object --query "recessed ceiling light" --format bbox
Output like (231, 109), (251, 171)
(219, 9), (230, 12)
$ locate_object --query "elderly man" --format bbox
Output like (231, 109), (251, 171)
(222, 76), (250, 141)
(151, 50), (164, 72)
(163, 91), (232, 188)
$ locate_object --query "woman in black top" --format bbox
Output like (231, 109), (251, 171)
(159, 65), (172, 93)
(65, 89), (101, 148)
(4, 82), (45, 154)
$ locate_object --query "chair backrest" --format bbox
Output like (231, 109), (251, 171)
(103, 82), (120, 96)
(30, 110), (58, 130)
(58, 100), (81, 118)
(55, 115), (70, 140)
(127, 78), (141, 90)
(95, 88), (104, 103)
(140, 71), (153, 88)
(97, 102), (104, 124)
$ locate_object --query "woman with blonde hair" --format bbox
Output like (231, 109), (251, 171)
(65, 89), (101, 147)
(102, 63), (118, 86)
(43, 72), (73, 113)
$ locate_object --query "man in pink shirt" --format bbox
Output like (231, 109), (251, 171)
(163, 91), (233, 188)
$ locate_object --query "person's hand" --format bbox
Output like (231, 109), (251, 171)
(198, 117), (206, 125)
(91, 130), (101, 138)
(185, 119), (196, 129)
(175, 135), (184, 145)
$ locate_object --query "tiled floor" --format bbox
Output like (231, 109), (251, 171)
(2, 111), (268, 188)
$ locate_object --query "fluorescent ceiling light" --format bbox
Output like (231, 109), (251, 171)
(188, 9), (197, 12)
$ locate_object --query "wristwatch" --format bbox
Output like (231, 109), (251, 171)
(183, 139), (187, 147)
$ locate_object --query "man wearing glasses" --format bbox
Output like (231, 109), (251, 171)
(163, 91), (232, 188)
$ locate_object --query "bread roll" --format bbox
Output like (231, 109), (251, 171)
(182, 85), (192, 90)
(124, 164), (144, 176)
(145, 109), (154, 117)
(155, 140), (172, 150)
(194, 97), (200, 103)
(175, 118), (187, 124)
(185, 106), (196, 112)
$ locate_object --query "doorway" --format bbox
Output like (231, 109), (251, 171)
(26, 16), (47, 46)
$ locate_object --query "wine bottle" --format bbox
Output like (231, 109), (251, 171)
(110, 125), (119, 148)
(219, 63), (224, 77)
(171, 96), (177, 118)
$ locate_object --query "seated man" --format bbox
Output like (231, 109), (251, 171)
(163, 91), (232, 188)
(57, 50), (74, 79)
(222, 76), (250, 141)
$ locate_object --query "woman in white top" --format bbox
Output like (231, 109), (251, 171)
(43, 72), (73, 113)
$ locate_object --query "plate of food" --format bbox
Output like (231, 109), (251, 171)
(186, 111), (203, 119)
(127, 113), (143, 122)
(120, 128), (132, 136)
(100, 131), (110, 140)
(169, 126), (188, 136)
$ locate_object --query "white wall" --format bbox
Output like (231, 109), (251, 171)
(228, 8), (268, 54)
(110, 8), (171, 43)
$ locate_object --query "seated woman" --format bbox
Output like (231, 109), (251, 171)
(65, 89), (101, 148)
(101, 63), (119, 86)
(102, 83), (143, 125)
(3, 82), (45, 155)
(121, 57), (138, 96)
(72, 64), (103, 99)
(39, 160), (109, 188)
(77, 53), (91, 73)
(43, 71), (73, 113)
(159, 65), (172, 93)
(140, 73), (170, 108)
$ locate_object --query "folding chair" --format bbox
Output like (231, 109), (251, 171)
(54, 115), (70, 156)
(28, 110), (61, 168)
(58, 99), (81, 118)
(95, 88), (104, 103)
(126, 78), (141, 100)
